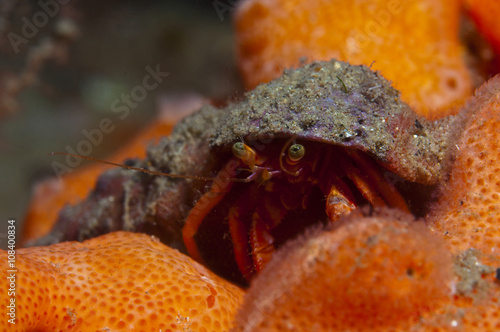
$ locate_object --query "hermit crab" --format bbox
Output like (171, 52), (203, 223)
(31, 59), (454, 284)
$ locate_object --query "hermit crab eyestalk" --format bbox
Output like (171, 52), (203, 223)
(232, 142), (246, 158)
(279, 140), (303, 177)
(232, 142), (257, 169)
(288, 144), (305, 163)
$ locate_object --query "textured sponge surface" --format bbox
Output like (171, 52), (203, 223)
(1, 231), (243, 332)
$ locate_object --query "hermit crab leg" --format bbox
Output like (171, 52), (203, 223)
(346, 149), (410, 212)
(325, 181), (357, 221)
(249, 212), (275, 275)
(228, 204), (256, 280)
(229, 188), (284, 281)
(248, 192), (289, 279)
(316, 147), (357, 221)
(182, 160), (238, 264)
(340, 156), (387, 207)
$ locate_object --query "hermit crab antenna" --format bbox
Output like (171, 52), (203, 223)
(49, 152), (217, 182)
(279, 138), (302, 176)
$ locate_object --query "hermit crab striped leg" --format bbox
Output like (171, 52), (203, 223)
(340, 156), (388, 208)
(182, 142), (281, 270)
(346, 149), (410, 212)
(249, 209), (277, 274)
(228, 189), (288, 282)
(337, 149), (410, 212)
(182, 159), (239, 264)
(319, 147), (410, 224)
(316, 147), (357, 221)
(228, 203), (255, 279)
(324, 179), (357, 221)
(227, 188), (285, 281)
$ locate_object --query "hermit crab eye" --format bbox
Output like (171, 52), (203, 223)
(288, 144), (305, 162)
(232, 142), (257, 168)
(232, 142), (246, 159)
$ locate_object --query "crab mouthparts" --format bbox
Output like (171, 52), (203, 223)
(240, 166), (299, 183)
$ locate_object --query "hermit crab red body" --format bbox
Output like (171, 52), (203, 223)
(183, 139), (411, 281)
(33, 59), (453, 284)
(181, 60), (451, 282)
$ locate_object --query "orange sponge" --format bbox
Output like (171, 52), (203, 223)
(427, 75), (500, 257)
(235, 0), (473, 119)
(1, 231), (243, 331)
(413, 249), (499, 331)
(464, 0), (500, 56)
(424, 75), (500, 329)
(233, 214), (453, 331)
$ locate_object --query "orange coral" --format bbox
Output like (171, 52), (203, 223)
(235, 0), (473, 119)
(233, 214), (453, 331)
(427, 75), (500, 257)
(1, 231), (243, 332)
(464, 0), (500, 55)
